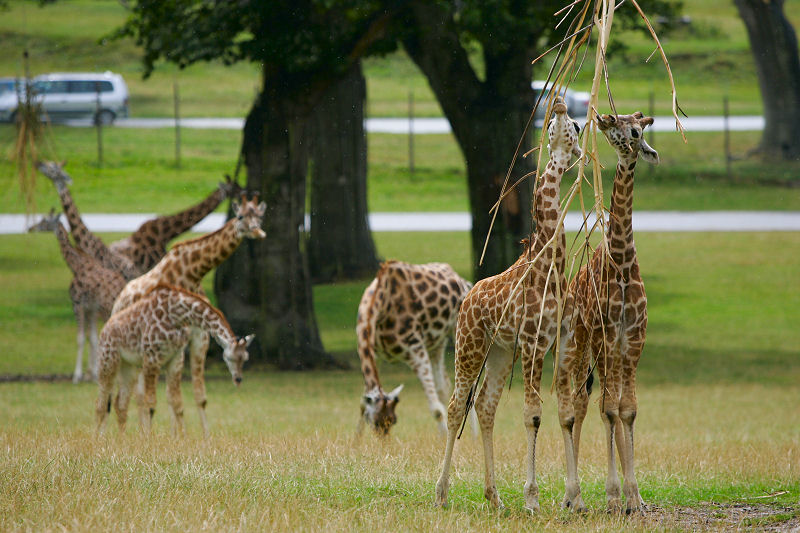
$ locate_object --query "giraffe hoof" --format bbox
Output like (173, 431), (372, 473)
(607, 497), (624, 514)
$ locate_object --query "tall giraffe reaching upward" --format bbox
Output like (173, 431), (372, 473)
(28, 210), (127, 383)
(109, 175), (241, 272)
(435, 101), (584, 512)
(558, 111), (658, 513)
(37, 161), (140, 280)
(111, 195), (266, 437)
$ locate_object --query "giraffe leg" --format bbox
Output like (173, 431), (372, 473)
(522, 347), (547, 513)
(88, 309), (100, 382)
(556, 324), (587, 512)
(619, 337), (645, 513)
(407, 341), (447, 433)
(165, 351), (186, 437)
(114, 361), (139, 434)
(434, 334), (485, 508)
(140, 363), (159, 435)
(474, 344), (514, 509)
(73, 306), (85, 384)
(596, 336), (624, 513)
(95, 347), (119, 435)
(188, 329), (211, 438)
(432, 340), (478, 437)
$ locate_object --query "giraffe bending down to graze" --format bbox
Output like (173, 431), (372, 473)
(355, 260), (475, 436)
(435, 100), (584, 512)
(558, 112), (658, 513)
(111, 195), (266, 436)
(37, 161), (140, 280)
(109, 175), (241, 273)
(96, 284), (254, 435)
(28, 210), (127, 383)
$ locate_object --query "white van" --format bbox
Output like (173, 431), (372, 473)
(0, 71), (129, 125)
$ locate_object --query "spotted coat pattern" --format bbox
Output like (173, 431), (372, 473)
(111, 196), (266, 437)
(95, 284), (253, 435)
(558, 111), (658, 513)
(109, 176), (241, 273)
(29, 210), (127, 384)
(435, 101), (584, 513)
(355, 260), (472, 435)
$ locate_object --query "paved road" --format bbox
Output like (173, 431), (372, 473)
(65, 115), (766, 133)
(4, 211), (800, 235)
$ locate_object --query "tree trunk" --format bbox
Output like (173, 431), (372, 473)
(401, 1), (534, 280)
(214, 79), (331, 369)
(308, 61), (379, 283)
(735, 0), (800, 160)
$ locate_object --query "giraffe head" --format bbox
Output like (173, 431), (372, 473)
(231, 194), (267, 239)
(222, 334), (254, 386)
(219, 174), (243, 199)
(27, 208), (61, 233)
(361, 384), (403, 436)
(37, 160), (72, 191)
(597, 112), (659, 164)
(546, 98), (582, 160)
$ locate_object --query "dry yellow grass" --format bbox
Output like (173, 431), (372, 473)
(1, 371), (797, 532)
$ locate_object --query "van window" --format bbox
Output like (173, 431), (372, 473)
(34, 81), (69, 94)
(68, 80), (114, 93)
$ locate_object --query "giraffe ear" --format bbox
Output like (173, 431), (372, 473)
(243, 334), (255, 347)
(387, 384), (404, 401)
(256, 201), (267, 216)
(639, 138), (660, 165)
(231, 200), (242, 217)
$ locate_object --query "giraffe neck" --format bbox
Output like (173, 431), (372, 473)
(533, 152), (569, 240)
(358, 275), (389, 393)
(130, 187), (227, 269)
(55, 187), (139, 280)
(52, 223), (86, 275)
(165, 289), (235, 348)
(607, 156), (638, 273)
(155, 219), (243, 288)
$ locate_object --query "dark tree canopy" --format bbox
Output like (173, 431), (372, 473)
(119, 1), (398, 367)
(397, 0), (679, 280)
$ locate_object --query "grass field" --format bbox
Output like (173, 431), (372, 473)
(2, 224), (799, 531)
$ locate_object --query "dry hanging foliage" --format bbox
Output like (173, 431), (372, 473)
(480, 0), (687, 392)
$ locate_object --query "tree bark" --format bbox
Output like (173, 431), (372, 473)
(401, 1), (534, 280)
(308, 61), (379, 283)
(735, 0), (800, 160)
(214, 74), (331, 369)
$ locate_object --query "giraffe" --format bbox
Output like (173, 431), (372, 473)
(434, 100), (583, 512)
(109, 175), (241, 273)
(355, 260), (474, 435)
(28, 209), (127, 383)
(558, 111), (658, 513)
(95, 284), (254, 435)
(111, 194), (266, 436)
(37, 161), (140, 280)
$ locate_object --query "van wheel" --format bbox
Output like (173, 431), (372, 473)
(94, 110), (116, 125)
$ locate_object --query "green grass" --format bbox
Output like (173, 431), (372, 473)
(2, 124), (799, 215)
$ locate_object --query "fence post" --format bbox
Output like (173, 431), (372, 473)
(408, 89), (414, 179)
(723, 95), (732, 179)
(173, 81), (182, 169)
(95, 82), (103, 167)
